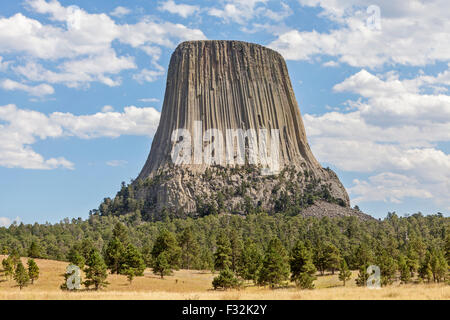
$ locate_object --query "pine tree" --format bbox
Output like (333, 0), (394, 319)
(445, 234), (450, 266)
(124, 267), (135, 284)
(257, 238), (290, 288)
(67, 244), (85, 269)
(229, 230), (243, 272)
(9, 249), (21, 268)
(338, 259), (352, 286)
(212, 268), (240, 290)
(406, 245), (419, 278)
(2, 257), (14, 280)
(28, 241), (41, 259)
(214, 232), (232, 271)
(104, 237), (125, 274)
(314, 242), (341, 275)
(353, 243), (374, 269)
(14, 261), (29, 290)
(112, 222), (129, 244)
(237, 239), (262, 284)
(27, 258), (39, 284)
(83, 249), (109, 290)
(313, 243), (327, 276)
(151, 230), (181, 278)
(355, 264), (370, 287)
(290, 240), (317, 289)
(325, 243), (341, 275)
(178, 226), (200, 269)
(398, 255), (411, 284)
(430, 249), (448, 283)
(377, 250), (397, 286)
(153, 251), (172, 278)
(121, 243), (146, 276)
(80, 239), (95, 262)
(418, 252), (433, 283)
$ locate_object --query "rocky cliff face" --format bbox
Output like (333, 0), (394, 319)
(132, 40), (359, 219)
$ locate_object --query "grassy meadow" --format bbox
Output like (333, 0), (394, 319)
(0, 255), (448, 300)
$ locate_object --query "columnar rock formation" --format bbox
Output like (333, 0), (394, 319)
(132, 40), (362, 219)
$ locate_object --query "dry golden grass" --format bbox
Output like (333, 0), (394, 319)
(0, 255), (448, 300)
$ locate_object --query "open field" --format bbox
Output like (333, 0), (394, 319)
(0, 256), (449, 300)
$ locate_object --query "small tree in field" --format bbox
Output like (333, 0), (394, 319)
(257, 238), (290, 288)
(123, 267), (136, 284)
(212, 268), (240, 290)
(151, 230), (181, 278)
(122, 244), (146, 276)
(355, 264), (369, 287)
(104, 237), (125, 274)
(338, 259), (352, 286)
(290, 240), (317, 289)
(153, 251), (172, 279)
(2, 257), (14, 280)
(14, 261), (29, 290)
(27, 259), (39, 284)
(121, 244), (146, 284)
(237, 239), (262, 284)
(83, 249), (109, 290)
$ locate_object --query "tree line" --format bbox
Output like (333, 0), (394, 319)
(1, 211), (449, 290)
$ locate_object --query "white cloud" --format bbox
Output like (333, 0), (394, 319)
(0, 104), (161, 170)
(13, 50), (137, 88)
(158, 0), (199, 18)
(139, 98), (160, 103)
(110, 6), (131, 18)
(208, 0), (293, 25)
(0, 79), (54, 96)
(349, 173), (433, 204)
(101, 105), (114, 112)
(322, 60), (339, 67)
(0, 0), (206, 90)
(133, 67), (165, 83)
(106, 160), (128, 167)
(51, 105), (161, 139)
(269, 0), (450, 67)
(0, 216), (21, 227)
(304, 68), (450, 208)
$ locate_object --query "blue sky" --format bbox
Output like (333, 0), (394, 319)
(0, 0), (449, 225)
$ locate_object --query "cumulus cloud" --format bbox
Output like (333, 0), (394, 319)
(0, 0), (206, 90)
(349, 173), (433, 204)
(101, 105), (114, 112)
(110, 6), (131, 18)
(269, 0), (450, 67)
(133, 67), (165, 84)
(208, 0), (292, 25)
(158, 0), (199, 18)
(304, 68), (450, 208)
(0, 104), (160, 170)
(0, 79), (54, 96)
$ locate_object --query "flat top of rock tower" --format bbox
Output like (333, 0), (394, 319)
(175, 40), (283, 58)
